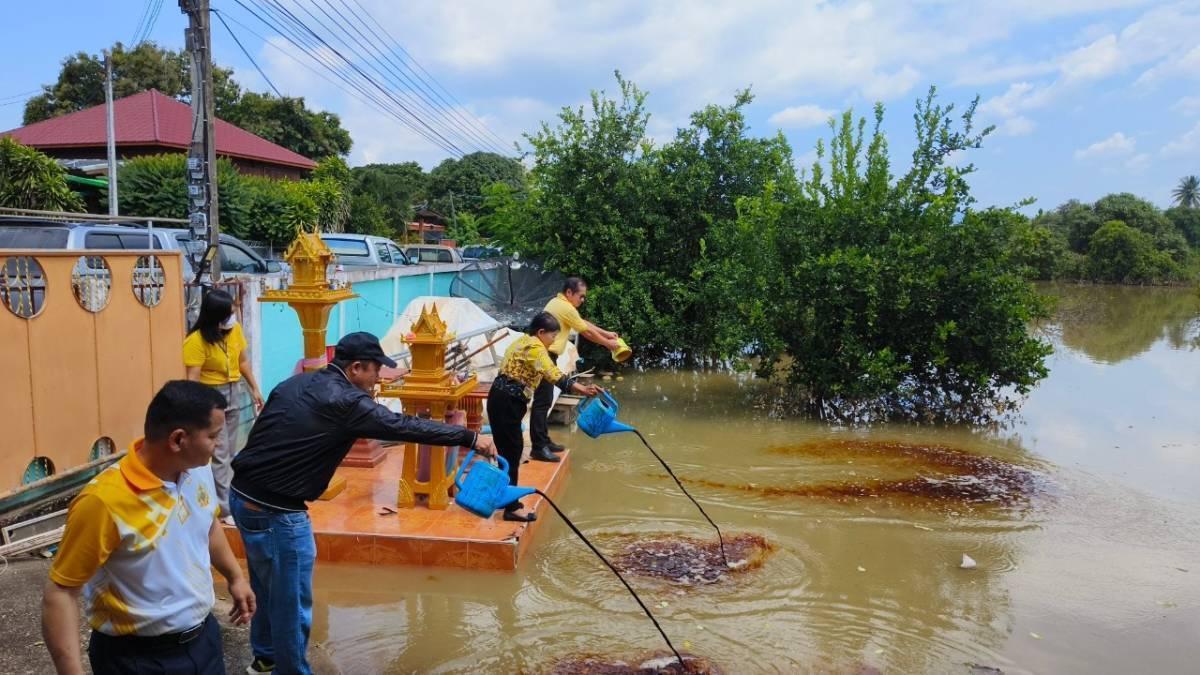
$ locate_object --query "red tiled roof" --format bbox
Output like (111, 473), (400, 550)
(0, 89), (317, 170)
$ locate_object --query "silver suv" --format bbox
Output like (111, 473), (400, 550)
(0, 218), (281, 278)
(319, 233), (412, 268)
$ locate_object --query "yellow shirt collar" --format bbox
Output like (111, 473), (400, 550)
(120, 439), (164, 492)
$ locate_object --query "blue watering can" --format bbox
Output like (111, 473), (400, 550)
(453, 451), (536, 518)
(576, 391), (637, 438)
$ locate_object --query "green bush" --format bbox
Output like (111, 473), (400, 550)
(118, 154), (346, 245)
(1087, 220), (1179, 283)
(0, 137), (85, 212)
(117, 154), (248, 232)
(496, 76), (1050, 422)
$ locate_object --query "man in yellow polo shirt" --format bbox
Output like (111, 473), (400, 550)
(531, 276), (622, 461)
(42, 381), (255, 675)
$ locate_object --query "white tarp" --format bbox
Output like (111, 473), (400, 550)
(380, 296), (578, 383)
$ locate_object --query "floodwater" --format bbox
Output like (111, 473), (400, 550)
(305, 285), (1200, 674)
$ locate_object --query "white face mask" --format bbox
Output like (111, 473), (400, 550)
(220, 314), (237, 331)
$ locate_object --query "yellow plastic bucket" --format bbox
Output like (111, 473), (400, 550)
(612, 337), (633, 363)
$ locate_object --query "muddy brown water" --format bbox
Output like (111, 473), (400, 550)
(302, 284), (1200, 673)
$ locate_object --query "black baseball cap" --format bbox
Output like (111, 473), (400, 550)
(333, 332), (397, 368)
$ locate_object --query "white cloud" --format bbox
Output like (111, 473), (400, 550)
(860, 65), (922, 101)
(768, 104), (834, 129)
(1000, 115), (1036, 137)
(1173, 96), (1200, 115)
(1059, 35), (1122, 81)
(1074, 132), (1136, 159)
(1161, 121), (1200, 158)
(979, 82), (1057, 118)
(1137, 44), (1200, 86)
(1125, 153), (1151, 171)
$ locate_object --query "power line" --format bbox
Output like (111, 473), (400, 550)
(230, 0), (464, 157)
(252, 0), (468, 156)
(300, 0), (502, 156)
(347, 0), (512, 154)
(246, 0), (464, 156)
(321, 0), (511, 156)
(212, 9), (283, 97)
(134, 0), (165, 46)
(265, 0), (470, 156)
(131, 1), (153, 45)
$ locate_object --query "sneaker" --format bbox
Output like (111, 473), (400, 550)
(246, 657), (275, 674)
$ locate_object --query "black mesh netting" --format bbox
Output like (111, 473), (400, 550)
(450, 258), (564, 328)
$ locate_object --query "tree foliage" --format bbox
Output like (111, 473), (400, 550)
(24, 41), (239, 124)
(492, 75), (1051, 422)
(220, 93), (352, 160)
(23, 42), (348, 160)
(117, 154), (346, 244)
(734, 92), (1051, 422)
(1172, 175), (1199, 209)
(1026, 192), (1195, 283)
(427, 152), (525, 222)
(346, 162), (428, 236)
(0, 138), (85, 212)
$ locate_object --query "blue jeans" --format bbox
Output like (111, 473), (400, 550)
(229, 491), (315, 675)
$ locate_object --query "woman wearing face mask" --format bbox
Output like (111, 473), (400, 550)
(487, 311), (601, 522)
(183, 288), (264, 520)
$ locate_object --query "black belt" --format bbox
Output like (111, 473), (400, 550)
(95, 615), (210, 649)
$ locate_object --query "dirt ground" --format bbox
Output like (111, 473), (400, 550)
(0, 555), (339, 675)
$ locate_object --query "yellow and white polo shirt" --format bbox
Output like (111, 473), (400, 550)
(49, 442), (219, 636)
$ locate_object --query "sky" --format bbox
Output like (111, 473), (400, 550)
(1, 1), (1198, 212)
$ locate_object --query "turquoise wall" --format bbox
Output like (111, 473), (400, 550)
(260, 270), (457, 392)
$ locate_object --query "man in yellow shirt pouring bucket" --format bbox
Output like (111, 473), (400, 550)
(531, 277), (627, 462)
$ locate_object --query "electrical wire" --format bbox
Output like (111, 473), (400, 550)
(347, 0), (512, 153)
(256, 0), (468, 156)
(302, 0), (505, 156)
(326, 0), (511, 155)
(233, 0), (465, 157)
(212, 9), (283, 97)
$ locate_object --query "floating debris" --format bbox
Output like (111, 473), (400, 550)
(547, 652), (722, 674)
(960, 554), (977, 569)
(656, 439), (1042, 509)
(611, 533), (774, 585)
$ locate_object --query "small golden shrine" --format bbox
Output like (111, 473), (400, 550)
(258, 232), (356, 371)
(378, 304), (478, 509)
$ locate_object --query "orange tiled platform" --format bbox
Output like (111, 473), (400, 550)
(224, 447), (570, 571)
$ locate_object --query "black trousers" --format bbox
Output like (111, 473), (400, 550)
(529, 351), (560, 450)
(88, 614), (225, 675)
(486, 383), (529, 511)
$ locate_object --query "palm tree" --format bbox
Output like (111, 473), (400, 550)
(1173, 175), (1200, 208)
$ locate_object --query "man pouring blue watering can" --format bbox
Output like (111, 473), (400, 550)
(228, 332), (496, 675)
(488, 311), (604, 521)
(529, 277), (627, 463)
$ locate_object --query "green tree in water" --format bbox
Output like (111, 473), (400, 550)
(736, 90), (1052, 422)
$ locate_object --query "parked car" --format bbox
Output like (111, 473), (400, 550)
(0, 218), (282, 325)
(0, 218), (282, 279)
(461, 244), (505, 261)
(403, 244), (464, 264)
(319, 233), (412, 268)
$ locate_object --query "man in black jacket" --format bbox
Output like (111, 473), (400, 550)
(229, 332), (494, 675)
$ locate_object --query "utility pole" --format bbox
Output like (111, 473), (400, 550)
(180, 0), (220, 281)
(103, 50), (118, 216)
